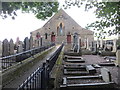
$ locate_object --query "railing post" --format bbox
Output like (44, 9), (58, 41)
(41, 63), (46, 90)
(46, 59), (50, 88)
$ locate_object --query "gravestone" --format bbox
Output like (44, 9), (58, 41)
(40, 37), (43, 46)
(24, 37), (30, 51)
(0, 41), (2, 57)
(86, 38), (89, 50)
(112, 39), (117, 52)
(17, 44), (23, 53)
(77, 37), (81, 53)
(100, 39), (103, 49)
(2, 39), (9, 57)
(115, 50), (120, 67)
(91, 41), (94, 51)
(101, 68), (111, 83)
(9, 39), (14, 55)
(29, 36), (33, 49)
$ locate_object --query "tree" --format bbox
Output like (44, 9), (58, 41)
(0, 2), (59, 20)
(63, 0), (120, 39)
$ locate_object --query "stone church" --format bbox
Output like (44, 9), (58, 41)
(31, 9), (94, 49)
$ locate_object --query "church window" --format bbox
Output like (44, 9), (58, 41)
(57, 23), (63, 36)
(59, 23), (63, 35)
(45, 33), (48, 39)
(36, 32), (40, 39)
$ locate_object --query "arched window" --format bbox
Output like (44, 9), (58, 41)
(59, 23), (63, 35)
(45, 33), (48, 39)
(36, 32), (40, 39)
(57, 23), (64, 36)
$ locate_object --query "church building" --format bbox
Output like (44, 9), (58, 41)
(31, 9), (94, 49)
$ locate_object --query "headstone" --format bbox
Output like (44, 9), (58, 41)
(112, 39), (117, 52)
(9, 39), (14, 55)
(101, 68), (111, 83)
(40, 37), (43, 46)
(2, 39), (9, 57)
(115, 50), (120, 67)
(86, 38), (89, 50)
(0, 41), (2, 57)
(24, 37), (30, 51)
(91, 41), (94, 51)
(100, 39), (103, 49)
(17, 42), (23, 53)
(29, 36), (33, 49)
(77, 37), (81, 53)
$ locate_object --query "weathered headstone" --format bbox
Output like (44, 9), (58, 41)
(24, 37), (30, 51)
(112, 39), (117, 52)
(2, 39), (9, 57)
(101, 68), (111, 83)
(40, 37), (43, 46)
(29, 36), (33, 49)
(0, 41), (2, 57)
(9, 39), (14, 55)
(17, 43), (23, 53)
(86, 38), (89, 50)
(115, 50), (120, 67)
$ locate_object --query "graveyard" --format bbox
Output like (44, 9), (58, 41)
(0, 35), (120, 90)
(0, 8), (120, 90)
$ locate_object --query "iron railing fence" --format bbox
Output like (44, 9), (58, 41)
(0, 43), (55, 71)
(17, 43), (64, 90)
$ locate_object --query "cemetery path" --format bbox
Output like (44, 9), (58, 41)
(2, 45), (60, 89)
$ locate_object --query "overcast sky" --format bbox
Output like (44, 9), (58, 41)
(0, 1), (117, 42)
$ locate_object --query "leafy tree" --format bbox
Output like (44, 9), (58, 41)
(63, 0), (120, 39)
(0, 2), (59, 20)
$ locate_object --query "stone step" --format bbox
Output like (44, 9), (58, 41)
(66, 75), (102, 79)
(65, 82), (114, 87)
(64, 65), (86, 70)
(64, 71), (89, 76)
(65, 59), (85, 63)
(64, 55), (83, 59)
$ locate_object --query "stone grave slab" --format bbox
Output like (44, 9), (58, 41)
(61, 75), (114, 88)
(64, 65), (86, 70)
(86, 65), (96, 74)
(64, 69), (89, 76)
(92, 64), (101, 68)
(65, 59), (85, 63)
(101, 68), (112, 83)
(64, 55), (83, 59)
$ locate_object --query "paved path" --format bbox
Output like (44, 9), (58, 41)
(2, 45), (60, 89)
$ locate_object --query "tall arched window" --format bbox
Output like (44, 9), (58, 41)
(59, 23), (63, 35)
(57, 23), (64, 36)
(45, 33), (48, 39)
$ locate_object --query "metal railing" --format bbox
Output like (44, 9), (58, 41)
(17, 43), (64, 90)
(0, 43), (55, 71)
